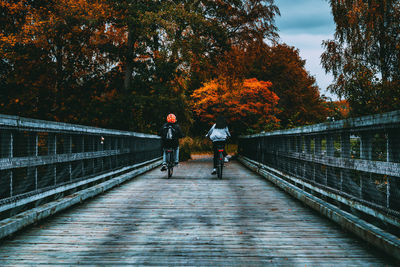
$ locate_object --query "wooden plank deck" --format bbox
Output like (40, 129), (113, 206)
(0, 155), (395, 266)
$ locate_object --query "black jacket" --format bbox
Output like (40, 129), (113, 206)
(159, 122), (184, 148)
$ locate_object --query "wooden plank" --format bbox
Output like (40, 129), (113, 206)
(0, 156), (395, 266)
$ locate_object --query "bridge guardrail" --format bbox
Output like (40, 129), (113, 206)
(239, 110), (400, 220)
(0, 114), (162, 218)
(239, 110), (400, 259)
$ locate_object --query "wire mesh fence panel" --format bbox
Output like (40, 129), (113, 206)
(239, 110), (400, 222)
(0, 114), (162, 202)
(0, 170), (12, 199)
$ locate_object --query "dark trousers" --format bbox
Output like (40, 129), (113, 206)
(213, 141), (227, 168)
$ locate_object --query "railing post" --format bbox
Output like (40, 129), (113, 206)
(304, 136), (311, 154)
(81, 136), (86, 176)
(294, 136), (300, 152)
(258, 137), (262, 164)
(27, 133), (38, 190)
(387, 129), (400, 210)
(129, 137), (134, 165)
(341, 132), (351, 158)
(1, 131), (13, 197)
(314, 135), (322, 184)
(311, 136), (315, 182)
(101, 136), (105, 170)
(113, 137), (117, 168)
(292, 136), (297, 174)
(90, 136), (95, 174)
(295, 136), (301, 176)
(304, 136), (311, 182)
(360, 132), (372, 160)
(64, 135), (72, 182)
(327, 134), (334, 157)
(340, 132), (351, 192)
(281, 136), (286, 171)
(48, 133), (57, 185)
(120, 137), (125, 166)
(315, 135), (322, 154)
(360, 132), (372, 199)
(107, 136), (112, 169)
(73, 135), (85, 178)
(114, 137), (118, 168)
(97, 136), (103, 172)
(261, 137), (265, 165)
(132, 137), (137, 165)
(326, 134), (335, 187)
(271, 136), (277, 168)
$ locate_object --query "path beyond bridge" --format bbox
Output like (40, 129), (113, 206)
(0, 156), (394, 266)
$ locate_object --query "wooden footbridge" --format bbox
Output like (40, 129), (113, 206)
(0, 112), (399, 265)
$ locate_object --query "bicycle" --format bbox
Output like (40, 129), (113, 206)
(165, 148), (175, 178)
(216, 144), (225, 179)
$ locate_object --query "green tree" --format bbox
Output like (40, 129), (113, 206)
(322, 0), (400, 116)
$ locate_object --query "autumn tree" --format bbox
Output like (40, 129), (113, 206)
(104, 0), (281, 132)
(185, 0), (280, 95)
(212, 43), (330, 128)
(0, 0), (119, 121)
(191, 77), (280, 135)
(322, 0), (400, 116)
(1, 0), (281, 134)
(110, 0), (280, 91)
(254, 44), (330, 127)
(324, 99), (350, 120)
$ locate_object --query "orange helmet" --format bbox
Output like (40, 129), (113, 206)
(166, 113), (176, 123)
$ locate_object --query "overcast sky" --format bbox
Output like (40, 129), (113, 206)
(274, 0), (337, 100)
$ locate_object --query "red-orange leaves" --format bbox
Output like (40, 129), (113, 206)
(191, 77), (280, 134)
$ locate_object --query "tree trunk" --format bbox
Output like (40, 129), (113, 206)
(124, 27), (135, 91)
(54, 44), (63, 115)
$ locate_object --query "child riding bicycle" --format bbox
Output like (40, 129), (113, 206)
(206, 116), (231, 175)
(159, 113), (184, 171)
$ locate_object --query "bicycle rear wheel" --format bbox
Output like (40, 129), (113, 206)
(167, 150), (174, 178)
(217, 152), (223, 178)
(168, 166), (173, 178)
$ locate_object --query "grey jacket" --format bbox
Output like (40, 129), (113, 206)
(206, 124), (231, 142)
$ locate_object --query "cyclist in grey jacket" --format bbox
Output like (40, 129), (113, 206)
(206, 116), (231, 174)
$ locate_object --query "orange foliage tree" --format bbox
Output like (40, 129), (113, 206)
(0, 0), (120, 121)
(191, 77), (280, 135)
(212, 43), (331, 128)
(324, 99), (350, 120)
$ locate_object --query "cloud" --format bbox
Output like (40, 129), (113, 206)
(280, 33), (335, 99)
(274, 0), (338, 99)
(275, 0), (335, 34)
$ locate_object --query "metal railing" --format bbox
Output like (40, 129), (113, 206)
(0, 114), (162, 206)
(239, 110), (400, 227)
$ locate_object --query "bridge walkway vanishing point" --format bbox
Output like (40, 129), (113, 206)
(0, 155), (395, 266)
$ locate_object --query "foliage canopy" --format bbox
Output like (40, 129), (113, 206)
(322, 0), (400, 116)
(1, 0), (333, 136)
